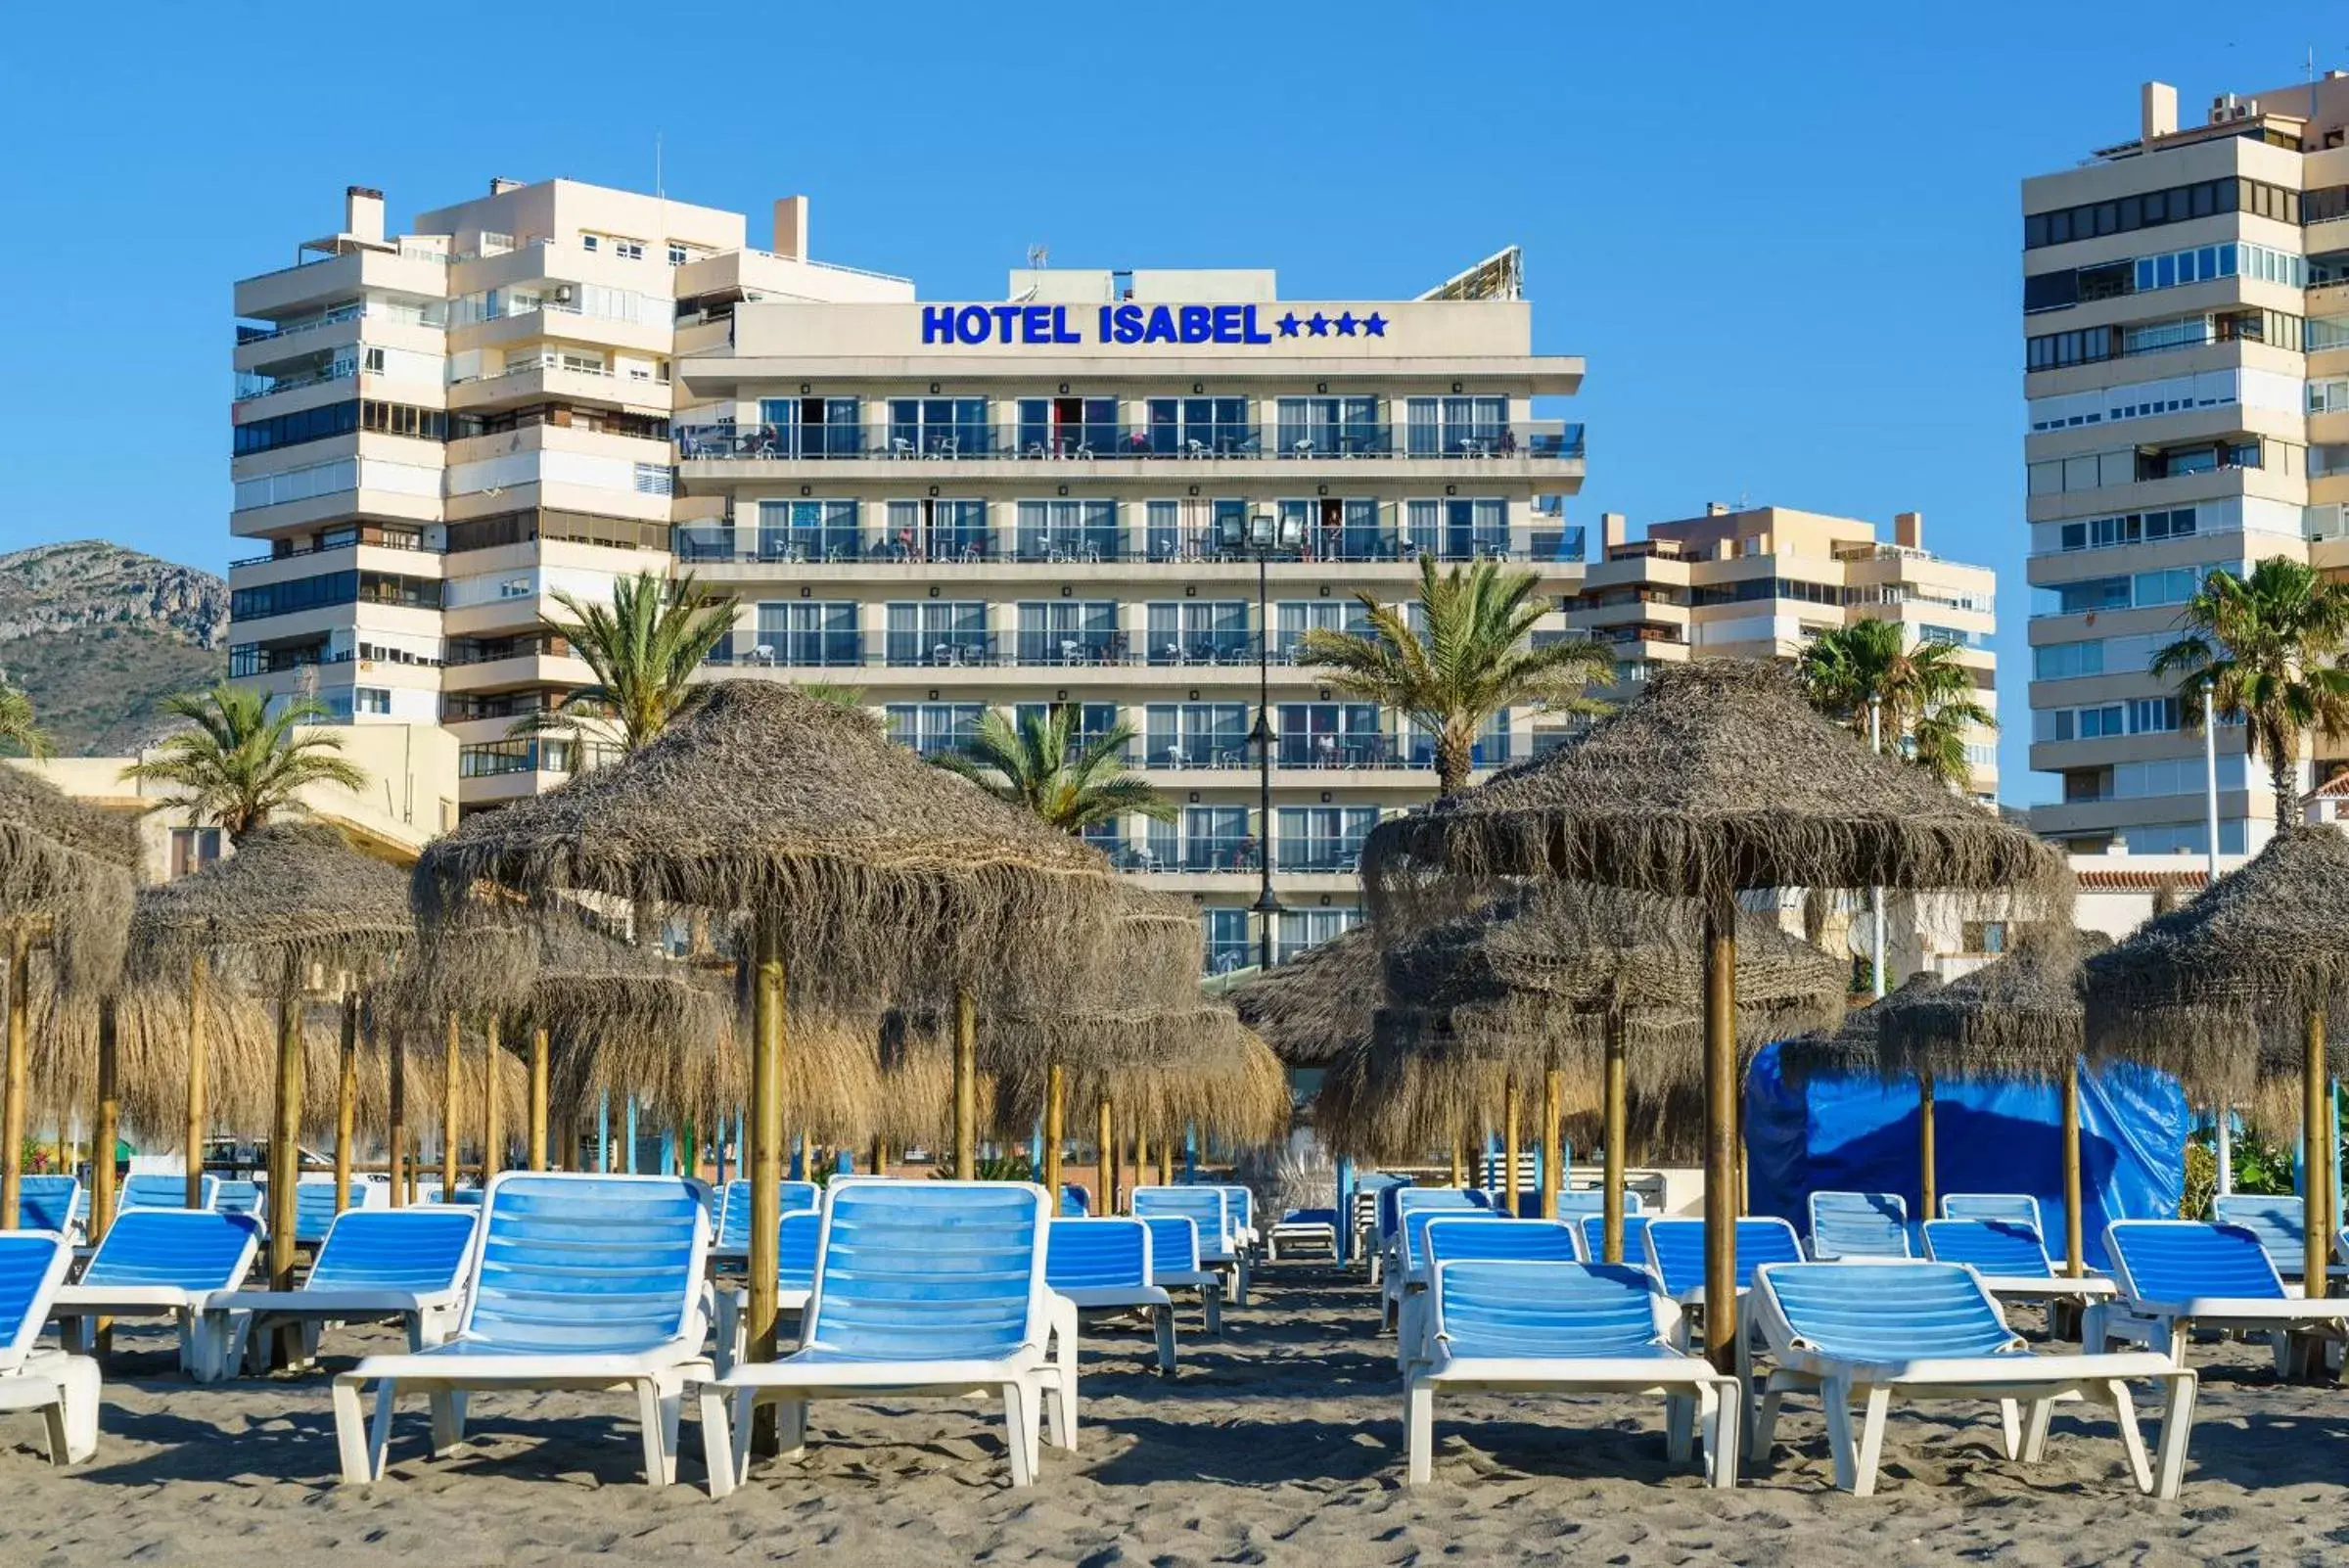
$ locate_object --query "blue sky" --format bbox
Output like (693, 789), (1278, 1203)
(0, 3), (2338, 801)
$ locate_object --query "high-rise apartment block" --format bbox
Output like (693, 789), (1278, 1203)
(2024, 75), (2349, 855)
(228, 181), (1586, 967)
(1563, 504), (1999, 807)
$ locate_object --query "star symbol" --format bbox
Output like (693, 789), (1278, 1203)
(1306, 311), (1330, 337)
(1362, 312), (1387, 337)
(1276, 311), (1300, 338)
(1334, 311), (1359, 336)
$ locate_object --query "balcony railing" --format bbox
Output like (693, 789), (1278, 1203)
(678, 527), (1547, 567)
(229, 527), (439, 569)
(1113, 838), (1265, 873)
(1274, 734), (1402, 768)
(446, 634), (574, 667)
(675, 421), (1584, 464)
(881, 631), (997, 668)
(1274, 838), (1370, 872)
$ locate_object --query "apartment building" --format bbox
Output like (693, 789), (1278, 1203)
(2022, 75), (2349, 855)
(228, 184), (1588, 970)
(1561, 504), (2000, 807)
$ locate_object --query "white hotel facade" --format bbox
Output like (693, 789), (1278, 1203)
(226, 179), (1587, 969)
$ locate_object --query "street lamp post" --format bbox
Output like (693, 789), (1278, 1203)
(2203, 677), (2233, 1197)
(1221, 508), (1304, 969)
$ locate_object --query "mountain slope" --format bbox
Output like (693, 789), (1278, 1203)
(0, 540), (228, 755)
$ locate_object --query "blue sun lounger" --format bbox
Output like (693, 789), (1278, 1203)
(1139, 1216), (1222, 1335)
(329, 1173), (714, 1487)
(711, 1179), (821, 1265)
(49, 1209), (260, 1380)
(1400, 1217), (1586, 1368)
(204, 1208), (481, 1375)
(1750, 1261), (2196, 1499)
(2212, 1194), (2349, 1291)
(1133, 1186), (1245, 1306)
(1920, 1219), (2117, 1316)
(1047, 1215), (1178, 1385)
(1808, 1191), (1911, 1260)
(18, 1176), (81, 1239)
(2088, 1220), (2349, 1373)
(711, 1209), (822, 1377)
(118, 1173), (218, 1215)
(1404, 1261), (1740, 1488)
(0, 1230), (100, 1463)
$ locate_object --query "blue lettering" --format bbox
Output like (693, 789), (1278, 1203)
(990, 304), (1022, 342)
(1098, 305), (1114, 343)
(1112, 303), (1146, 344)
(922, 304), (957, 344)
(1211, 304), (1243, 343)
(1053, 304), (1081, 344)
(1178, 304), (1212, 344)
(1141, 305), (1177, 344)
(1020, 305), (1052, 343)
(954, 305), (992, 345)
(1241, 304), (1271, 344)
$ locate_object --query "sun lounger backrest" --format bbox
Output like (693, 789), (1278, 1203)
(715, 1179), (822, 1251)
(1373, 1177), (1418, 1246)
(0, 1230), (72, 1373)
(1553, 1189), (1644, 1219)
(1139, 1216), (1201, 1275)
(777, 1209), (822, 1294)
(121, 1173), (217, 1212)
(463, 1173), (706, 1351)
(1920, 1219), (2053, 1278)
(1424, 1217), (1586, 1267)
(1405, 1206), (1500, 1271)
(2106, 1220), (2285, 1304)
(2211, 1195), (2307, 1278)
(1046, 1216), (1153, 1293)
(81, 1210), (259, 1290)
(1941, 1193), (2043, 1235)
(307, 1208), (480, 1293)
(1808, 1191), (1911, 1259)
(1433, 1261), (1669, 1358)
(1640, 1217), (1804, 1298)
(1059, 1183), (1092, 1217)
(1579, 1212), (1651, 1262)
(804, 1179), (1047, 1361)
(1754, 1262), (2020, 1360)
(17, 1176), (78, 1234)
(1216, 1185), (1254, 1232)
(293, 1177), (376, 1245)
(213, 1179), (263, 1220)
(1132, 1186), (1231, 1257)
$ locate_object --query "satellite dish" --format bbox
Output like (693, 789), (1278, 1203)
(1845, 910), (1880, 960)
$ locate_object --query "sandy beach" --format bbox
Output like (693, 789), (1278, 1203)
(5, 1260), (2346, 1567)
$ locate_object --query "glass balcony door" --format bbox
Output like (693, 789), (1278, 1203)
(758, 498), (861, 562)
(1016, 601), (1119, 664)
(1272, 601), (1373, 663)
(1016, 499), (1119, 562)
(1202, 909), (1252, 975)
(1015, 396), (1122, 457)
(1276, 806), (1378, 871)
(1274, 396), (1382, 457)
(1277, 702), (1387, 766)
(1014, 701), (1123, 758)
(884, 703), (985, 757)
(1406, 498), (1507, 561)
(757, 396), (861, 457)
(1279, 497), (1386, 563)
(1146, 600), (1252, 665)
(1146, 396), (1254, 456)
(754, 601), (860, 667)
(1143, 702), (1249, 768)
(1277, 907), (1360, 963)
(887, 396), (990, 458)
(1148, 805), (1257, 872)
(883, 498), (990, 561)
(1405, 395), (1508, 456)
(885, 601), (990, 666)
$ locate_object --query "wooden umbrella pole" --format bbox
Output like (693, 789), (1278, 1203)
(1042, 1062), (1065, 1215)
(869, 1133), (888, 1179)
(387, 1026), (406, 1208)
(1157, 1139), (1172, 1187)
(185, 951), (208, 1209)
(92, 995), (118, 1242)
(267, 950), (303, 1365)
(952, 988), (978, 1180)
(1603, 1014), (1627, 1264)
(1450, 1133), (1466, 1189)
(1134, 1118), (1151, 1199)
(481, 1015), (503, 1186)
(747, 911), (787, 1456)
(335, 986), (358, 1213)
(440, 1011), (460, 1197)
(2307, 1009), (2329, 1300)
(1540, 1068), (1562, 1221)
(1917, 1066), (1938, 1222)
(1502, 1079), (1521, 1217)
(1, 928), (28, 1228)
(2059, 1055), (2084, 1278)
(1096, 1096), (1113, 1216)
(1701, 892), (1739, 1372)
(528, 1026), (550, 1172)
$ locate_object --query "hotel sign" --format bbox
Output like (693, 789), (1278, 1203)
(919, 302), (1390, 346)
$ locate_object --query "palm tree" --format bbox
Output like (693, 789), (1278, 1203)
(118, 684), (367, 841)
(1297, 555), (1615, 797)
(1797, 619), (1996, 793)
(2151, 556), (2349, 827)
(932, 705), (1174, 835)
(0, 681), (52, 760)
(508, 571), (739, 755)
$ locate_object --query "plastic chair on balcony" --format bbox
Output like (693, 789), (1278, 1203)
(750, 644), (775, 668)
(891, 438), (915, 459)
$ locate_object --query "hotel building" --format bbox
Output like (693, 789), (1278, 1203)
(1562, 504), (2000, 807)
(228, 180), (1587, 969)
(2022, 74), (2349, 855)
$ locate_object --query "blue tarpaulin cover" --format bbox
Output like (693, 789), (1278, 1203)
(1745, 1042), (2188, 1269)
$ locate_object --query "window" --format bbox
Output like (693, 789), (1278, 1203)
(1277, 702), (1386, 766)
(2033, 640), (2104, 680)
(755, 601), (860, 667)
(758, 498), (861, 561)
(1960, 921), (2008, 956)
(1405, 396), (1507, 456)
(1013, 702), (1123, 759)
(2023, 175), (2294, 250)
(234, 399), (359, 456)
(884, 602), (990, 666)
(883, 703), (984, 758)
(2132, 566), (2202, 608)
(1278, 497), (1385, 561)
(1274, 396), (1384, 456)
(1015, 396), (1121, 456)
(1203, 909), (1252, 975)
(230, 570), (442, 620)
(1275, 907), (1361, 964)
(1276, 807), (1379, 871)
(2129, 696), (2182, 734)
(887, 397), (990, 457)
(612, 239), (644, 261)
(1143, 703), (1249, 766)
(1149, 806), (1257, 872)
(883, 498), (989, 560)
(632, 463), (672, 495)
(1146, 601), (1251, 664)
(2053, 508), (2197, 553)
(1014, 499), (1118, 561)
(1405, 497), (1508, 560)
(1274, 599), (1373, 660)
(168, 827), (223, 881)
(1015, 601), (1119, 664)
(1145, 396), (1252, 455)
(580, 234), (599, 253)
(352, 687), (392, 715)
(668, 243), (689, 266)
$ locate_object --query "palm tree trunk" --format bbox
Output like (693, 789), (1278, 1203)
(1434, 728), (1475, 798)
(2272, 746), (2298, 832)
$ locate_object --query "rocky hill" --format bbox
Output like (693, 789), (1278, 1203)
(0, 540), (228, 755)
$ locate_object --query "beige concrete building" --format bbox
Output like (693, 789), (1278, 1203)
(228, 184), (1587, 969)
(1563, 504), (2000, 807)
(2023, 74), (2349, 855)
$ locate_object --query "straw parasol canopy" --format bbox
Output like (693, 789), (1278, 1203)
(411, 680), (1123, 1009)
(131, 821), (413, 979)
(1362, 660), (2067, 915)
(1226, 925), (1380, 1069)
(1878, 929), (2109, 1085)
(0, 764), (139, 996)
(518, 915), (733, 1122)
(1776, 973), (1946, 1084)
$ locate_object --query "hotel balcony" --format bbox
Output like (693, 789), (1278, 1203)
(679, 524), (1586, 575)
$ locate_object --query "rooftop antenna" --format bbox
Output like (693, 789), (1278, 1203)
(1027, 243), (1049, 269)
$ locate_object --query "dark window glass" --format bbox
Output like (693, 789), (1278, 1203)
(2094, 202), (2117, 235)
(2190, 182), (2215, 218)
(2119, 194), (2142, 230)
(2049, 208), (2073, 245)
(2025, 212), (2050, 248)
(2023, 270), (2080, 311)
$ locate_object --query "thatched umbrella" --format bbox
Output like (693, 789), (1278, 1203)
(1228, 925), (1381, 1072)
(1362, 659), (2063, 1365)
(411, 680), (1122, 1420)
(0, 766), (138, 1229)
(1373, 884), (1847, 1256)
(131, 822), (411, 1318)
(2086, 828), (2349, 1295)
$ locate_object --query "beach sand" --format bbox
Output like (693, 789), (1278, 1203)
(5, 1262), (2347, 1566)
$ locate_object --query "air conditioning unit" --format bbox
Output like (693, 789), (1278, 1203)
(553, 284), (575, 303)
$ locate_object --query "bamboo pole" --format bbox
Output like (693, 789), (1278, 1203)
(481, 1015), (503, 1186)
(1603, 1014), (1627, 1264)
(335, 986), (358, 1213)
(2059, 1055), (2084, 1278)
(2307, 1011), (2330, 1300)
(185, 951), (208, 1209)
(1539, 1068), (1562, 1221)
(1134, 1118), (1151, 1200)
(1502, 1079), (1521, 1217)
(868, 1133), (887, 1179)
(952, 989), (978, 1180)
(1917, 1066), (1938, 1222)
(528, 1026), (550, 1172)
(92, 995), (117, 1239)
(748, 914), (786, 1456)
(1449, 1133), (1466, 1188)
(440, 1011), (460, 1196)
(1042, 1062), (1064, 1215)
(266, 950), (303, 1364)
(388, 1027), (406, 1208)
(1, 928), (27, 1228)
(1157, 1140), (1172, 1187)
(1701, 894), (1739, 1372)
(1096, 1097), (1113, 1216)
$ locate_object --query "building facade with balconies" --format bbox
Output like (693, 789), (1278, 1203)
(2022, 76), (2349, 855)
(668, 255), (1586, 969)
(1562, 505), (1999, 807)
